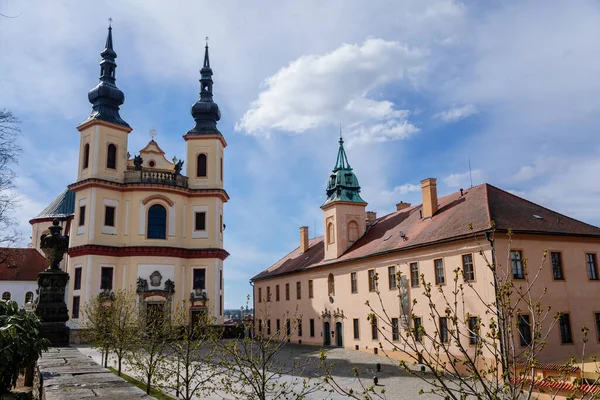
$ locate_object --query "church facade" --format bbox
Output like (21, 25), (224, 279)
(30, 25), (228, 325)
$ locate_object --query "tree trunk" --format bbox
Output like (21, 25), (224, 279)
(118, 357), (122, 376)
(24, 363), (34, 387)
(147, 375), (151, 395)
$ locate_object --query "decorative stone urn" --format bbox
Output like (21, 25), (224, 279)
(34, 219), (70, 346)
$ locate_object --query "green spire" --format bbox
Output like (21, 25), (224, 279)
(322, 132), (366, 207)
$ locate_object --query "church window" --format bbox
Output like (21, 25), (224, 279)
(83, 143), (90, 169)
(106, 144), (117, 169)
(100, 267), (113, 290)
(74, 267), (82, 290)
(72, 296), (80, 319)
(148, 160), (155, 167)
(348, 221), (358, 243)
(197, 154), (207, 177)
(328, 273), (335, 296)
(220, 158), (223, 182)
(147, 204), (167, 239)
(1, 292), (10, 301)
(104, 206), (115, 227)
(195, 212), (206, 231)
(79, 206), (86, 226)
(25, 291), (34, 303)
(193, 269), (206, 290)
(327, 223), (335, 245)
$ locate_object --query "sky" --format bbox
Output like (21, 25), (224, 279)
(2, 0), (600, 309)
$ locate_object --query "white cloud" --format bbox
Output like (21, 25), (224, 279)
(235, 38), (425, 143)
(434, 104), (477, 122)
(382, 183), (421, 196)
(443, 169), (484, 188)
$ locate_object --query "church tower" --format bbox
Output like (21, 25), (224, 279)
(321, 135), (367, 260)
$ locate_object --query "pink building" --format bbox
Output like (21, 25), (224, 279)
(251, 136), (600, 366)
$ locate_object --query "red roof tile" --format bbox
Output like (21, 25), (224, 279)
(252, 184), (600, 281)
(0, 248), (49, 281)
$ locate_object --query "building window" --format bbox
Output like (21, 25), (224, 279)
(327, 223), (335, 244)
(147, 204), (167, 239)
(74, 267), (82, 290)
(414, 317), (422, 342)
(511, 250), (524, 279)
(195, 212), (206, 231)
(518, 314), (532, 346)
(197, 154), (207, 177)
(310, 319), (315, 337)
(286, 319), (291, 336)
(25, 291), (34, 304)
(550, 252), (564, 280)
(348, 221), (358, 243)
(351, 272), (358, 293)
(220, 158), (223, 182)
(439, 317), (448, 343)
(285, 283), (290, 301)
(388, 266), (396, 290)
(106, 144), (117, 169)
(267, 319), (271, 335)
(1, 292), (10, 301)
(296, 282), (301, 300)
(220, 295), (223, 316)
(193, 269), (206, 290)
(309, 280), (314, 298)
(298, 318), (303, 337)
(353, 318), (360, 339)
(587, 253), (598, 280)
(258, 287), (262, 303)
(410, 262), (419, 287)
(148, 160), (155, 167)
(468, 316), (479, 344)
(275, 285), (280, 302)
(392, 318), (399, 341)
(462, 254), (475, 282)
(258, 320), (263, 336)
(276, 319), (280, 332)
(371, 316), (378, 340)
(79, 206), (86, 226)
(72, 296), (80, 319)
(104, 206), (115, 227)
(434, 259), (445, 285)
(220, 269), (223, 290)
(559, 313), (573, 344)
(100, 267), (113, 290)
(220, 215), (223, 233)
(83, 143), (90, 169)
(595, 313), (600, 342)
(368, 269), (376, 292)
(327, 274), (334, 296)
(266, 286), (271, 302)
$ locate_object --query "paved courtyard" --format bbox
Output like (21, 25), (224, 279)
(76, 343), (438, 399)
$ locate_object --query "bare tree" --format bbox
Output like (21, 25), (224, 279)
(0, 110), (22, 260)
(110, 289), (139, 376)
(322, 227), (599, 399)
(82, 291), (115, 368)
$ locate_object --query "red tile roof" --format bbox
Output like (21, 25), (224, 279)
(252, 184), (600, 281)
(0, 248), (49, 281)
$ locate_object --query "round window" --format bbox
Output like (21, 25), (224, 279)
(149, 160), (156, 167)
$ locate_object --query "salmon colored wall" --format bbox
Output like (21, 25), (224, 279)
(322, 202), (366, 261)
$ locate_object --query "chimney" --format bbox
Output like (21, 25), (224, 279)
(366, 211), (377, 225)
(420, 178), (438, 219)
(396, 201), (411, 211)
(300, 226), (309, 253)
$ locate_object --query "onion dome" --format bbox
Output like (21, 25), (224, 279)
(322, 135), (367, 206)
(187, 43), (221, 135)
(84, 23), (129, 128)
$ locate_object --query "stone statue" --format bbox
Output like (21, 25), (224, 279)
(164, 279), (175, 294)
(174, 159), (184, 176)
(133, 154), (143, 171)
(136, 277), (148, 293)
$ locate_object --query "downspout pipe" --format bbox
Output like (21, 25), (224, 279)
(485, 231), (507, 379)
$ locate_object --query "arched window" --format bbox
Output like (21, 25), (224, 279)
(2, 292), (11, 301)
(107, 144), (117, 169)
(327, 223), (335, 245)
(25, 292), (34, 303)
(197, 154), (207, 177)
(348, 221), (359, 243)
(83, 143), (90, 169)
(147, 204), (167, 239)
(328, 273), (335, 296)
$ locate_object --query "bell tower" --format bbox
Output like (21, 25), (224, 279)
(76, 22), (131, 184)
(321, 134), (367, 260)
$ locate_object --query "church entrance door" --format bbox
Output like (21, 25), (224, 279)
(324, 322), (331, 346)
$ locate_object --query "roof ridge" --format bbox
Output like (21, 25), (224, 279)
(483, 183), (493, 229)
(486, 183), (600, 230)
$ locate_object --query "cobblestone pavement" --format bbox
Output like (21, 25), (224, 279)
(76, 343), (439, 399)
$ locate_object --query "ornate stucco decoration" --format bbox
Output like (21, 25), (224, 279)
(333, 308), (345, 320)
(321, 309), (332, 320)
(149, 271), (162, 287)
(136, 277), (149, 294)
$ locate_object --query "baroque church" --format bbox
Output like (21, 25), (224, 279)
(28, 25), (228, 325)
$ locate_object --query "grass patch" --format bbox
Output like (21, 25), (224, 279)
(107, 367), (176, 400)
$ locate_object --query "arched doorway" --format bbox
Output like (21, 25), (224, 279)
(336, 322), (343, 347)
(324, 321), (331, 346)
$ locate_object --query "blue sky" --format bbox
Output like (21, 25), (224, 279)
(2, 1), (600, 309)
